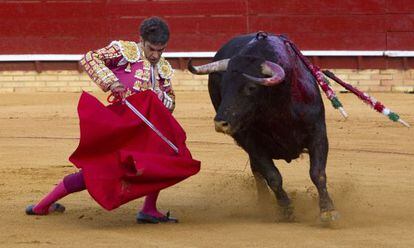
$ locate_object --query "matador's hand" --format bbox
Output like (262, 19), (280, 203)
(109, 82), (126, 100)
(154, 90), (173, 110)
(161, 92), (173, 110)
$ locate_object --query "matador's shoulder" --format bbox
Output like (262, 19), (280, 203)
(157, 57), (174, 80)
(110, 40), (141, 63)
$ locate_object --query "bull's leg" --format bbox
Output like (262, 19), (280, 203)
(308, 130), (339, 222)
(249, 155), (269, 202)
(250, 155), (293, 220)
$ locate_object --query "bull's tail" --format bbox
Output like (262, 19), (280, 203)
(323, 70), (410, 127)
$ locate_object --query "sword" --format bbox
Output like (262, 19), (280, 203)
(124, 99), (179, 154)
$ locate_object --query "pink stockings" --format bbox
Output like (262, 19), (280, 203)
(32, 181), (68, 214)
(32, 171), (85, 214)
(140, 190), (164, 218)
(31, 171), (164, 217)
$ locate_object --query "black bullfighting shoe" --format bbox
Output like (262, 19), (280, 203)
(136, 211), (179, 224)
(25, 203), (66, 215)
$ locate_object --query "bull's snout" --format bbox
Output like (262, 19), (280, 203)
(214, 120), (232, 134)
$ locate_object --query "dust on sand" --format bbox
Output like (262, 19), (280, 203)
(0, 91), (413, 247)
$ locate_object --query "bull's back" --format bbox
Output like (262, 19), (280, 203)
(213, 34), (256, 61)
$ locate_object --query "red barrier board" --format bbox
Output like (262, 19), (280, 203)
(0, 0), (412, 54)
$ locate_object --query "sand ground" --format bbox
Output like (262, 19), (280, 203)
(0, 91), (413, 247)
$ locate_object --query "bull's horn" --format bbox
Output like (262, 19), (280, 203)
(243, 61), (285, 86)
(188, 58), (230, 75)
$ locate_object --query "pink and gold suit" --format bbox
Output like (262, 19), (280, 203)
(80, 40), (175, 111)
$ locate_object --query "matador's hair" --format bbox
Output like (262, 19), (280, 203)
(140, 16), (170, 45)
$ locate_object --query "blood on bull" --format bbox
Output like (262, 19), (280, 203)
(189, 32), (339, 222)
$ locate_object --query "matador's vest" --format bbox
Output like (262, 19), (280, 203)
(110, 40), (174, 94)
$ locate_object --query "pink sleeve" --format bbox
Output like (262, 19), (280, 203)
(80, 43), (122, 92)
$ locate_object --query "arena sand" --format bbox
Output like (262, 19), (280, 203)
(0, 91), (413, 247)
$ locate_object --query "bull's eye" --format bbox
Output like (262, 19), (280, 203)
(245, 83), (258, 95)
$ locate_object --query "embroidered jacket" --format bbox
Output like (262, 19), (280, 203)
(80, 40), (175, 112)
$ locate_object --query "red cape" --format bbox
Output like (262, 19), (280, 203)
(69, 91), (200, 210)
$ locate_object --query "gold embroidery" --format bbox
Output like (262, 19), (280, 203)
(80, 43), (123, 92)
(143, 59), (151, 70)
(131, 44), (173, 92)
(134, 81), (151, 91)
(135, 69), (143, 78)
(125, 63), (132, 73)
(157, 57), (173, 79)
(119, 40), (140, 63)
(163, 80), (171, 87)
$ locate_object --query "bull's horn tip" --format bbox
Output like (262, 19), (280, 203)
(187, 58), (196, 73)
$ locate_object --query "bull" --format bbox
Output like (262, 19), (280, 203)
(188, 32), (339, 222)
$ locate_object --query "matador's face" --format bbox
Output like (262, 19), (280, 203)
(141, 41), (167, 65)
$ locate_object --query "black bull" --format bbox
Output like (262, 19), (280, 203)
(189, 32), (339, 221)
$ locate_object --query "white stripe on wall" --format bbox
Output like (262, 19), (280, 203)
(0, 51), (413, 61)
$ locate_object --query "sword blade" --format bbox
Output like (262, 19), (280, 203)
(124, 99), (179, 154)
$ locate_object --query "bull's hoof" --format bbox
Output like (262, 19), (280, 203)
(320, 210), (340, 222)
(279, 205), (295, 222)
